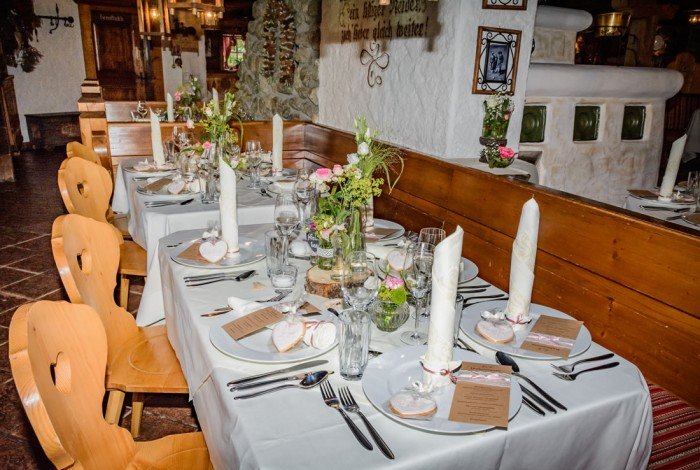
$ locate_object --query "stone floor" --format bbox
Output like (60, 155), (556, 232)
(0, 149), (198, 468)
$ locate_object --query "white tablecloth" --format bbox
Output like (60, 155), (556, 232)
(623, 195), (698, 232)
(113, 159), (276, 326)
(158, 228), (652, 470)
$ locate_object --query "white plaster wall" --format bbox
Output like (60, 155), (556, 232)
(7, 0), (85, 141)
(317, 1), (538, 159)
(161, 37), (207, 96)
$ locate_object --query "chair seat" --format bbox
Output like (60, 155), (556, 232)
(106, 325), (188, 394)
(119, 241), (147, 277)
(112, 214), (132, 239)
(131, 432), (210, 469)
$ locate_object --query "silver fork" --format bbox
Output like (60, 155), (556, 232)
(339, 387), (394, 459)
(553, 362), (620, 381)
(550, 353), (615, 373)
(320, 382), (373, 450)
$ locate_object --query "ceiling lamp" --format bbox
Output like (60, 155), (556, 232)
(137, 0), (171, 39)
(688, 10), (700, 25)
(594, 12), (631, 37)
(168, 0), (224, 29)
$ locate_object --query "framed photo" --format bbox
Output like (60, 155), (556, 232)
(472, 26), (521, 95)
(482, 0), (528, 10)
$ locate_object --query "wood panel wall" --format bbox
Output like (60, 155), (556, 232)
(83, 117), (700, 405)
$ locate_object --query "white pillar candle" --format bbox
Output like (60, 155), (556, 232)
(423, 226), (464, 390)
(219, 157), (239, 254)
(658, 134), (688, 201)
(212, 88), (219, 113)
(150, 109), (165, 166)
(272, 114), (284, 173)
(505, 198), (540, 329)
(166, 93), (175, 122)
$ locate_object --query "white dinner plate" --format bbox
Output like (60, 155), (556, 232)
(378, 256), (478, 284)
(682, 213), (700, 226)
(366, 219), (405, 242)
(136, 183), (199, 197)
(209, 309), (338, 364)
(170, 236), (265, 269)
(362, 346), (522, 434)
(124, 161), (176, 176)
(627, 190), (694, 208)
(461, 300), (592, 360)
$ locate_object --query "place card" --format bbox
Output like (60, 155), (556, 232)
(520, 315), (583, 358)
(222, 307), (285, 341)
(448, 362), (512, 427)
(365, 227), (398, 239)
(177, 242), (208, 263)
(143, 178), (172, 193)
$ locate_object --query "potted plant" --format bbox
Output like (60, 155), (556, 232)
(370, 275), (410, 332)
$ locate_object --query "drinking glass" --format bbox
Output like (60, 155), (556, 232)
(264, 229), (284, 276)
(419, 227), (446, 246)
(338, 308), (371, 381)
(687, 171), (699, 199)
(400, 242), (435, 345)
(294, 169), (314, 226)
(247, 151), (263, 190)
(270, 264), (297, 290)
(453, 294), (464, 346)
(163, 139), (176, 165)
(274, 194), (300, 266)
(340, 251), (380, 312)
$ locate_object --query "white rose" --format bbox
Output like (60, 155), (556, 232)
(357, 142), (370, 156)
(485, 95), (498, 108)
(204, 107), (213, 117)
(186, 118), (194, 129)
(347, 153), (359, 165)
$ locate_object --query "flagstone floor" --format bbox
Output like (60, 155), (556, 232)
(0, 149), (198, 468)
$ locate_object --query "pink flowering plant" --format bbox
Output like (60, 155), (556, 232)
(481, 144), (517, 169)
(174, 75), (202, 120)
(378, 276), (408, 305)
(372, 275), (409, 331)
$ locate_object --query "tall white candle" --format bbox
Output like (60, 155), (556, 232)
(166, 93), (174, 122)
(658, 134), (688, 201)
(505, 198), (539, 328)
(212, 88), (220, 113)
(272, 114), (284, 172)
(219, 157), (239, 254)
(149, 109), (165, 166)
(423, 226), (464, 390)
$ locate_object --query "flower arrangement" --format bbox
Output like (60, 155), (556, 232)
(351, 116), (403, 191)
(377, 275), (408, 305)
(481, 145), (517, 169)
(371, 275), (410, 331)
(174, 75), (202, 120)
(198, 91), (244, 168)
(482, 92), (514, 140)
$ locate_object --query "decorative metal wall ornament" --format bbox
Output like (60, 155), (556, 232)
(482, 0), (528, 10)
(472, 26), (521, 95)
(37, 3), (75, 34)
(360, 42), (390, 87)
(261, 0), (296, 89)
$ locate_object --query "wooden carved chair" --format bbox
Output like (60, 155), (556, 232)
(57, 157), (145, 308)
(9, 301), (210, 469)
(51, 214), (188, 437)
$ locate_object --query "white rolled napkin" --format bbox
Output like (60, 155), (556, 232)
(166, 93), (174, 122)
(227, 296), (260, 314)
(505, 198), (540, 329)
(150, 109), (165, 166)
(272, 114), (284, 172)
(422, 226), (464, 390)
(219, 157), (239, 254)
(658, 134), (688, 201)
(212, 88), (219, 113)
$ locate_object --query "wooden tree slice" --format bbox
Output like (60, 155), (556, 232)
(305, 266), (342, 299)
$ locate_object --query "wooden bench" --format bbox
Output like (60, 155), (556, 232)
(83, 119), (700, 406)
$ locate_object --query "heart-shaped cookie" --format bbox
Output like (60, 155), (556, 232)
(272, 320), (306, 352)
(167, 179), (186, 194)
(199, 240), (228, 264)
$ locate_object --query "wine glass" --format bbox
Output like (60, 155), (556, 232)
(294, 168), (314, 226)
(274, 193), (300, 266)
(400, 242), (435, 345)
(247, 152), (263, 190)
(245, 140), (261, 155)
(340, 251), (380, 313)
(419, 227), (446, 246)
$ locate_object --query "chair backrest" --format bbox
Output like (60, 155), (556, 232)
(66, 141), (102, 167)
(57, 157), (113, 223)
(9, 303), (74, 469)
(14, 301), (136, 469)
(51, 214), (138, 359)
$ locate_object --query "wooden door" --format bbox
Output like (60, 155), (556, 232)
(91, 11), (137, 101)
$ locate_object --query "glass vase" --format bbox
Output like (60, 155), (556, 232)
(316, 236), (334, 270)
(370, 301), (409, 332)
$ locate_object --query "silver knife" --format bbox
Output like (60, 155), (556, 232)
(226, 360), (328, 386)
(230, 372), (308, 391)
(522, 396), (545, 416)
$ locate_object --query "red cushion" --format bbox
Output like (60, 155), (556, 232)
(648, 382), (700, 469)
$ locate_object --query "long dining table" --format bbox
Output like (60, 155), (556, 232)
(112, 158), (276, 325)
(157, 225), (653, 470)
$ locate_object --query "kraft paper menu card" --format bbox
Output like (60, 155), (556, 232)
(520, 315), (583, 358)
(143, 178), (172, 192)
(222, 307), (285, 341)
(627, 189), (658, 199)
(300, 302), (320, 314)
(177, 242), (207, 263)
(448, 362), (512, 427)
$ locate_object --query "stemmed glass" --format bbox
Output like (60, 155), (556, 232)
(419, 227), (446, 246)
(340, 251), (380, 312)
(245, 140), (263, 189)
(400, 241), (435, 345)
(274, 193), (300, 266)
(294, 168), (314, 227)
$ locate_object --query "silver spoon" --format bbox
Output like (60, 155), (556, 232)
(233, 371), (333, 399)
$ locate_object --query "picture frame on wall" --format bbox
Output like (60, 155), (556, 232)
(472, 26), (521, 95)
(482, 0), (528, 10)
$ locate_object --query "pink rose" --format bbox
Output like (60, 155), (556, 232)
(332, 164), (343, 176)
(174, 91), (182, 102)
(203, 141), (211, 150)
(315, 168), (332, 181)
(498, 146), (516, 159)
(384, 276), (404, 289)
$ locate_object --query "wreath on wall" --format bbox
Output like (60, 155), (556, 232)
(1, 0), (42, 72)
